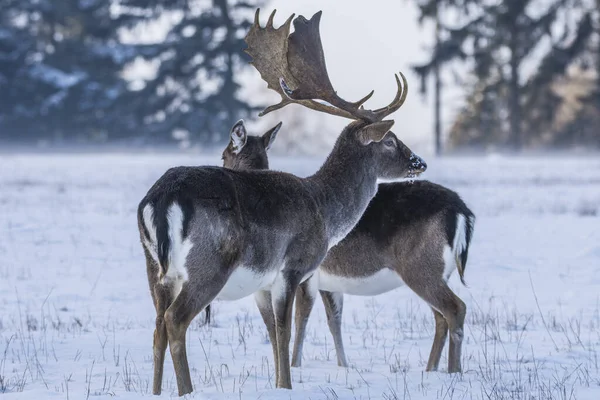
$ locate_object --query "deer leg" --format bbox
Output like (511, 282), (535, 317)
(403, 271), (466, 373)
(271, 273), (301, 389)
(291, 274), (318, 367)
(144, 249), (173, 395)
(425, 287), (465, 373)
(164, 294), (194, 396)
(426, 308), (448, 371)
(164, 274), (229, 396)
(320, 290), (348, 367)
(152, 284), (173, 395)
(445, 295), (466, 373)
(254, 290), (279, 385)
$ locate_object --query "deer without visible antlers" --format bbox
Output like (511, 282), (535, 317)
(221, 124), (475, 374)
(138, 9), (424, 396)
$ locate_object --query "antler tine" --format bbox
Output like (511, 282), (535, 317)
(266, 9), (276, 28)
(371, 72), (408, 119)
(351, 90), (375, 108)
(262, 96), (359, 119)
(245, 8), (297, 114)
(254, 8), (260, 25)
(276, 78), (361, 119)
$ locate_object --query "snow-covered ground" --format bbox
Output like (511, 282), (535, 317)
(1, 153), (599, 399)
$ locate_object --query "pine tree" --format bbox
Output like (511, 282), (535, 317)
(412, 0), (475, 155)
(417, 0), (593, 150)
(116, 0), (262, 144)
(523, 13), (593, 144)
(0, 0), (40, 139)
(551, 1), (600, 148)
(0, 0), (139, 142)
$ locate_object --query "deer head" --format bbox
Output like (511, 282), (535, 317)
(222, 120), (282, 170)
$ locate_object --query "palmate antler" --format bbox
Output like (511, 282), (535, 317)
(244, 9), (408, 122)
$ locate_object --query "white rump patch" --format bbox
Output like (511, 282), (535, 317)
(163, 203), (193, 297)
(442, 245), (455, 281)
(318, 268), (404, 296)
(216, 266), (278, 301)
(443, 213), (469, 281)
(453, 214), (468, 260)
(141, 204), (159, 262)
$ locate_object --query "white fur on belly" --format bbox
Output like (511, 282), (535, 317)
(216, 267), (278, 301)
(317, 268), (404, 296)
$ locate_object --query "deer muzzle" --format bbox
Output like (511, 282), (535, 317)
(410, 154), (427, 175)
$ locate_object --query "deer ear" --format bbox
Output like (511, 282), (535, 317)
(358, 120), (395, 145)
(263, 121), (282, 151)
(230, 119), (247, 154)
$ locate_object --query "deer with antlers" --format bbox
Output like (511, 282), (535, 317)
(138, 9), (425, 395)
(220, 122), (475, 375)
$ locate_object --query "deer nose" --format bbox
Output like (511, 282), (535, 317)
(410, 154), (427, 172)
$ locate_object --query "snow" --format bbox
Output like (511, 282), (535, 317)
(29, 64), (87, 89)
(1, 153), (599, 399)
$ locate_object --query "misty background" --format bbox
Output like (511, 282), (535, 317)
(1, 0), (598, 154)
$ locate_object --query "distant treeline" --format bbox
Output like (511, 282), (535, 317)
(1, 0), (599, 149)
(0, 0), (261, 145)
(414, 0), (600, 150)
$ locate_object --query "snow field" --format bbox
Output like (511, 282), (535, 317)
(0, 153), (599, 399)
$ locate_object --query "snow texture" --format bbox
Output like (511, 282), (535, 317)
(0, 153), (599, 399)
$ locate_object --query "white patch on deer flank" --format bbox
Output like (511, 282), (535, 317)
(443, 245), (455, 281)
(141, 204), (159, 263)
(164, 203), (192, 296)
(318, 268), (404, 296)
(453, 213), (468, 261)
(216, 266), (278, 301)
(442, 213), (469, 281)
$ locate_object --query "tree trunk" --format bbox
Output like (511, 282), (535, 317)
(508, 28), (522, 150)
(433, 3), (442, 156)
(215, 0), (237, 142)
(596, 0), (600, 108)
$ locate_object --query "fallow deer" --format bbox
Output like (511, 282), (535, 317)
(137, 9), (425, 396)
(221, 126), (475, 374)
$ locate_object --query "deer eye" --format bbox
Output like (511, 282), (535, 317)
(383, 138), (396, 148)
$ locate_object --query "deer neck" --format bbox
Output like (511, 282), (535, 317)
(308, 147), (378, 249)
